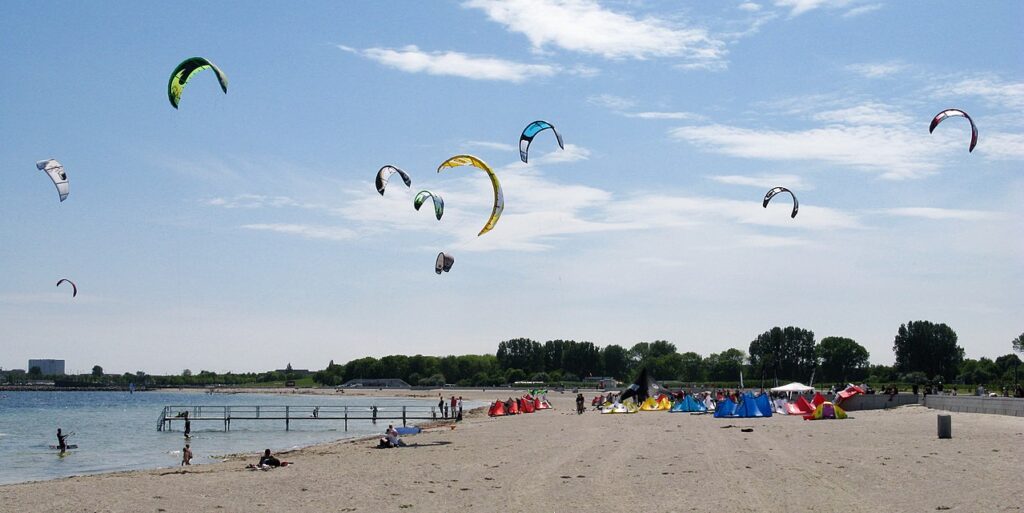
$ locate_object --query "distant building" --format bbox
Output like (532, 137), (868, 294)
(583, 376), (619, 389)
(28, 359), (65, 376)
(275, 368), (311, 377)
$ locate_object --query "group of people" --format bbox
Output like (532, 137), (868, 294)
(437, 394), (464, 420)
(378, 424), (408, 448)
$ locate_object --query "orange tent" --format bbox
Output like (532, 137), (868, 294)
(812, 392), (827, 407)
(784, 395), (815, 415)
(521, 396), (536, 413)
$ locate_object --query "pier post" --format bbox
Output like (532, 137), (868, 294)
(402, 406), (407, 427)
(344, 406), (348, 431)
(286, 406), (290, 431)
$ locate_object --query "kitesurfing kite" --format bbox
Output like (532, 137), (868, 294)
(929, 109), (978, 152)
(437, 155), (503, 236)
(435, 252), (454, 274)
(56, 279), (77, 298)
(36, 159), (68, 202)
(763, 187), (799, 218)
(167, 57), (229, 109)
(519, 120), (564, 163)
(414, 190), (444, 220)
(375, 165), (411, 195)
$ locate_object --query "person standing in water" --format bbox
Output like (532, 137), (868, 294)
(56, 428), (70, 453)
(183, 412), (191, 437)
(181, 444), (192, 466)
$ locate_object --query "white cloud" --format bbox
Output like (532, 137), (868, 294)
(626, 111), (704, 120)
(341, 44), (557, 82)
(979, 132), (1024, 160)
(774, 0), (854, 17)
(845, 61), (907, 79)
(464, 0), (727, 67)
(709, 174), (809, 190)
(670, 122), (948, 180)
(879, 208), (1004, 221)
(937, 75), (1024, 111)
(533, 143), (590, 164)
(205, 194), (316, 210)
(241, 223), (357, 241)
(587, 93), (636, 111)
(738, 2), (762, 12)
(842, 3), (882, 17)
(464, 140), (517, 152)
(812, 102), (912, 125)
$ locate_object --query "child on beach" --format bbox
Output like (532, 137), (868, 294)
(181, 444), (192, 466)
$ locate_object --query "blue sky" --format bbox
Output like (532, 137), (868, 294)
(1, 1), (1021, 374)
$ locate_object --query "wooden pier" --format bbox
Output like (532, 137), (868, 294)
(157, 404), (446, 432)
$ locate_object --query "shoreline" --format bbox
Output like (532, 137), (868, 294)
(4, 392), (1022, 513)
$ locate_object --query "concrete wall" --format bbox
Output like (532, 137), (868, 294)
(923, 395), (1024, 417)
(840, 393), (919, 411)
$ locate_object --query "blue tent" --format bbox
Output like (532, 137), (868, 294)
(713, 397), (738, 418)
(670, 395), (707, 412)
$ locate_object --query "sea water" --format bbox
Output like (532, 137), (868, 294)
(0, 390), (455, 485)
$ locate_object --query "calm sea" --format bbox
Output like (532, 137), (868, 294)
(0, 390), (457, 485)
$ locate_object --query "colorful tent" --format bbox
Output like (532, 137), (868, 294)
(520, 397), (535, 413)
(507, 400), (520, 415)
(804, 401), (847, 420)
(836, 384), (865, 404)
(735, 392), (773, 417)
(535, 398), (550, 410)
(488, 401), (506, 417)
(812, 392), (827, 407)
(713, 397), (738, 418)
(640, 395), (672, 411)
(770, 382), (814, 394)
(670, 395), (707, 412)
(600, 402), (637, 414)
(784, 395), (815, 415)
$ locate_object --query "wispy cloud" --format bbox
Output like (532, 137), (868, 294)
(812, 102), (912, 126)
(241, 223), (357, 241)
(464, 140), (517, 152)
(738, 2), (762, 12)
(845, 61), (907, 79)
(587, 93), (635, 111)
(626, 111), (704, 120)
(879, 208), (1005, 221)
(339, 44), (557, 82)
(533, 143), (590, 164)
(842, 3), (882, 17)
(709, 174), (809, 190)
(463, 0), (727, 68)
(979, 132), (1024, 160)
(670, 121), (948, 180)
(774, 0), (855, 17)
(934, 75), (1024, 112)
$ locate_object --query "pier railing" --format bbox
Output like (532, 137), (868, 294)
(158, 404), (446, 432)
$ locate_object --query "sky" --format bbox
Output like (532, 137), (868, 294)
(1, 1), (1021, 375)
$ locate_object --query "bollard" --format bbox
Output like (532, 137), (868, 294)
(937, 414), (952, 439)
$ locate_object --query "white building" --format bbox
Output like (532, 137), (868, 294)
(28, 359), (65, 375)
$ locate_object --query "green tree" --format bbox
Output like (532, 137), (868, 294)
(181, 369), (192, 377)
(679, 352), (705, 382)
(601, 344), (630, 379)
(1013, 332), (1024, 355)
(749, 327), (817, 382)
(496, 338), (543, 373)
(817, 337), (870, 382)
(706, 348), (746, 381)
(28, 366), (42, 378)
(91, 365), (104, 377)
(562, 341), (601, 378)
(893, 321), (964, 382)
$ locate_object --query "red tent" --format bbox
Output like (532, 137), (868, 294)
(836, 384), (865, 404)
(812, 392), (827, 407)
(488, 401), (506, 417)
(507, 400), (520, 415)
(521, 396), (536, 413)
(784, 395), (815, 415)
(535, 398), (550, 410)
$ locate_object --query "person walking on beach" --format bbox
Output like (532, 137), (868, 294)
(576, 393), (585, 414)
(181, 444), (192, 466)
(438, 394), (445, 419)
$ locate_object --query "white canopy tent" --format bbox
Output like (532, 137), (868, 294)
(770, 382), (814, 393)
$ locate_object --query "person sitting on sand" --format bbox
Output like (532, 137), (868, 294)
(386, 424), (407, 447)
(259, 449), (281, 467)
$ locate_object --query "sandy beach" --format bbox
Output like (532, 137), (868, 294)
(2, 389), (1022, 513)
